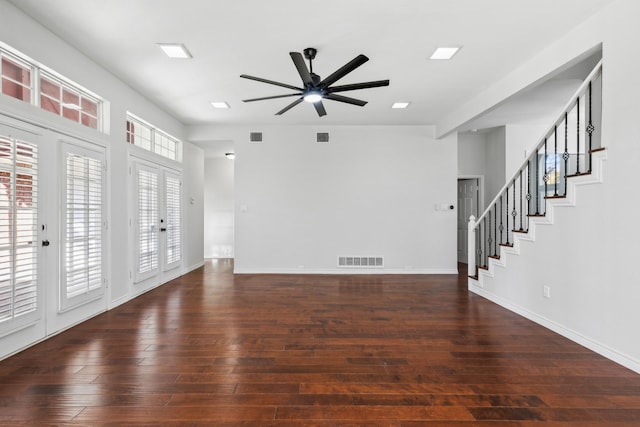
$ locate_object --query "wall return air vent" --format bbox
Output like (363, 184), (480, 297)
(249, 132), (263, 143)
(316, 132), (329, 143)
(338, 256), (384, 268)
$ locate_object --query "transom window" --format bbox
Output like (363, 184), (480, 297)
(1, 53), (31, 103)
(0, 44), (104, 132)
(126, 113), (180, 161)
(40, 74), (100, 129)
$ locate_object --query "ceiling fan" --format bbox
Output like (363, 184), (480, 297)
(240, 48), (389, 117)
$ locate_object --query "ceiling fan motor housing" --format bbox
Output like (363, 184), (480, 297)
(303, 47), (317, 60)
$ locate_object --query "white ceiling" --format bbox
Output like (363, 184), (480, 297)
(9, 0), (613, 129)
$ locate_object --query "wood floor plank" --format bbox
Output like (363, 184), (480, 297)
(0, 259), (637, 425)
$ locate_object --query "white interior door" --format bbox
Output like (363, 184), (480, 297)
(457, 179), (478, 263)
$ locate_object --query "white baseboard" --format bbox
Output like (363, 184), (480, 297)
(184, 260), (205, 273)
(233, 268), (459, 275)
(469, 284), (640, 374)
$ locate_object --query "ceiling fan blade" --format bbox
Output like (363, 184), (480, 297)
(313, 101), (327, 117)
(275, 97), (303, 115)
(319, 54), (369, 88)
(324, 93), (368, 107)
(240, 74), (303, 91)
(290, 52), (313, 86)
(326, 79), (390, 93)
(243, 93), (302, 102)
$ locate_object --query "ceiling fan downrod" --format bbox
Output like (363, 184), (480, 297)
(303, 47), (317, 74)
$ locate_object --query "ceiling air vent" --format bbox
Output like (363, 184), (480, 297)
(249, 132), (263, 143)
(338, 256), (384, 268)
(316, 132), (329, 143)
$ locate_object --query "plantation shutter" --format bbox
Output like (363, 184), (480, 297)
(60, 143), (105, 311)
(135, 165), (159, 281)
(164, 172), (181, 270)
(0, 134), (39, 328)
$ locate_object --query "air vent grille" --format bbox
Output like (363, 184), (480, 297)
(316, 132), (329, 143)
(338, 256), (384, 268)
(250, 132), (263, 143)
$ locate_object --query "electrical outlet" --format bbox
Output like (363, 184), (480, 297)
(543, 286), (551, 299)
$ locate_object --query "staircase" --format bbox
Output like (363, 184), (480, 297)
(469, 146), (606, 288)
(468, 60), (603, 284)
(462, 60), (627, 366)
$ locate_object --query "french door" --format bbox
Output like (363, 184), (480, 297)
(0, 125), (42, 337)
(132, 159), (181, 285)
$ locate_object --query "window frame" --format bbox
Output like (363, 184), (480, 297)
(126, 113), (180, 162)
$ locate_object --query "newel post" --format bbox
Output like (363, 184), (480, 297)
(468, 215), (476, 276)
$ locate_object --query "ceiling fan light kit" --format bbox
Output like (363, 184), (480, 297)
(240, 47), (389, 117)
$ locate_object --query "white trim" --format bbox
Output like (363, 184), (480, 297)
(468, 284), (640, 374)
(233, 268), (459, 275)
(185, 260), (205, 273)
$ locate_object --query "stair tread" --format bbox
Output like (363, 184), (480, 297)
(545, 194), (566, 199)
(567, 171), (592, 178)
(590, 147), (606, 153)
(512, 229), (528, 234)
(500, 243), (514, 247)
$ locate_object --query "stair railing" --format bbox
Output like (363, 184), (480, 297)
(468, 60), (602, 277)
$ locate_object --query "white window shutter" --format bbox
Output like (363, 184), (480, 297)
(0, 135), (39, 328)
(60, 143), (105, 311)
(135, 166), (159, 281)
(164, 173), (181, 270)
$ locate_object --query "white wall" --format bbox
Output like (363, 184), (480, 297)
(484, 127), (506, 205)
(457, 132), (487, 177)
(465, 0), (640, 371)
(190, 125), (458, 274)
(504, 124), (548, 179)
(0, 1), (204, 360)
(204, 157), (234, 258)
(183, 142), (205, 270)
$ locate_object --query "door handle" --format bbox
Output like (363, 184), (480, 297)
(42, 240), (50, 247)
(160, 228), (167, 232)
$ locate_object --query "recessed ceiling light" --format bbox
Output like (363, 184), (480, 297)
(158, 43), (192, 59)
(211, 101), (230, 109)
(430, 47), (460, 60)
(392, 102), (410, 109)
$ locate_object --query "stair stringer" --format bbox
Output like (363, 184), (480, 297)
(469, 148), (607, 288)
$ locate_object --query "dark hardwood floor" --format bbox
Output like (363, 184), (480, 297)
(1, 259), (639, 426)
